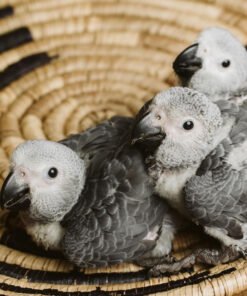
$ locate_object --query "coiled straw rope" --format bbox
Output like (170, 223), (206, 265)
(0, 0), (247, 295)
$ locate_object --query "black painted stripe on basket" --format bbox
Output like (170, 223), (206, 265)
(0, 5), (14, 19)
(0, 267), (236, 296)
(106, 268), (236, 296)
(0, 27), (32, 53)
(0, 52), (57, 89)
(0, 261), (149, 285)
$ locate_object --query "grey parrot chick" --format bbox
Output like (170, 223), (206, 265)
(173, 27), (247, 103)
(0, 117), (188, 272)
(0, 140), (86, 250)
(131, 87), (233, 215)
(132, 86), (247, 266)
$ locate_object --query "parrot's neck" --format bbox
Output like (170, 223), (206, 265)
(150, 162), (198, 217)
(228, 85), (247, 105)
(211, 114), (235, 149)
(20, 214), (65, 250)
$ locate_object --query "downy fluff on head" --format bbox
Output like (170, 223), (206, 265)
(150, 87), (222, 168)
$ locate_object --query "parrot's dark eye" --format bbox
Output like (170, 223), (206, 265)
(222, 60), (231, 68)
(48, 167), (58, 178)
(183, 120), (194, 130)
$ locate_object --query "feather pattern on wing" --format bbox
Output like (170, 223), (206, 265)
(185, 102), (247, 242)
(61, 116), (169, 267)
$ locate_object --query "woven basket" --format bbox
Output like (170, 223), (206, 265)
(0, 0), (247, 295)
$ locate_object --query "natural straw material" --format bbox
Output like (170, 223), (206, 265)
(0, 0), (247, 295)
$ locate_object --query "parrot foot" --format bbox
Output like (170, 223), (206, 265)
(146, 254), (196, 277)
(195, 245), (240, 265)
(136, 254), (176, 268)
(241, 249), (247, 258)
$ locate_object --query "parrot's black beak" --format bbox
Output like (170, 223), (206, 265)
(173, 43), (202, 83)
(131, 113), (166, 146)
(0, 172), (31, 211)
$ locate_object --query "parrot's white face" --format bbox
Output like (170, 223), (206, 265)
(132, 87), (223, 169)
(191, 28), (247, 97)
(153, 110), (210, 169)
(173, 27), (247, 99)
(155, 89), (222, 168)
(1, 140), (86, 222)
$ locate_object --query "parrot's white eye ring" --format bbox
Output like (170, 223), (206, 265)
(48, 167), (58, 178)
(222, 60), (231, 68)
(183, 120), (194, 130)
(156, 114), (161, 120)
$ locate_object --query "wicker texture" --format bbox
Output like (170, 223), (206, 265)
(0, 0), (247, 295)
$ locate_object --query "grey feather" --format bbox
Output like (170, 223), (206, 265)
(60, 117), (174, 268)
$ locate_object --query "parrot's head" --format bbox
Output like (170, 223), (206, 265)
(0, 140), (86, 222)
(132, 87), (222, 169)
(173, 27), (247, 98)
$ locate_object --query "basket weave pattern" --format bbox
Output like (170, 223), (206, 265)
(0, 0), (247, 295)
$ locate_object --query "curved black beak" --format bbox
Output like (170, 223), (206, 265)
(173, 43), (202, 84)
(131, 121), (165, 145)
(131, 113), (165, 150)
(131, 99), (166, 154)
(0, 172), (30, 211)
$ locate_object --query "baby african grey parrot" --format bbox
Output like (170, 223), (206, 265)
(131, 86), (247, 268)
(173, 27), (247, 104)
(0, 116), (188, 272)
